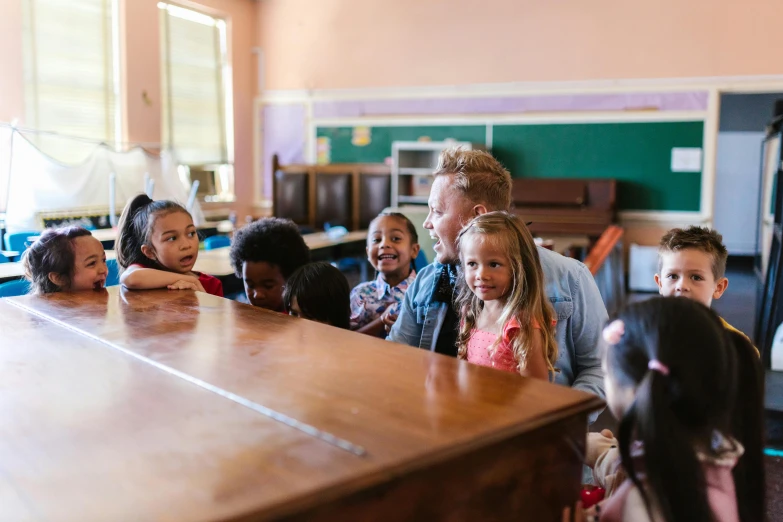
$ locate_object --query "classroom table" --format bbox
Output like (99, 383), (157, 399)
(26, 222), (232, 245)
(1, 288), (602, 521)
(0, 230), (369, 283)
(0, 261), (25, 283)
(25, 227), (118, 244)
(190, 230), (368, 277)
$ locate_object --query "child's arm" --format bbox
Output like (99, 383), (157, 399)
(356, 317), (386, 336)
(380, 307), (399, 333)
(357, 307), (399, 336)
(121, 266), (205, 291)
(587, 430), (626, 496)
(519, 329), (550, 380)
(350, 285), (385, 335)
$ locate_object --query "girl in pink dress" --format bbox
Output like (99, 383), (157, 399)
(454, 211), (557, 380)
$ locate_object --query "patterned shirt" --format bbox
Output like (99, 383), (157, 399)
(350, 271), (417, 330)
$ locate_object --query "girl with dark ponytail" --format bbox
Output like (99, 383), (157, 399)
(581, 297), (764, 522)
(116, 194), (223, 296)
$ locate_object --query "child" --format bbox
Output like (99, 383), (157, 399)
(229, 217), (311, 312)
(581, 297), (764, 522)
(455, 211), (557, 380)
(350, 212), (420, 336)
(655, 226), (755, 349)
(283, 262), (350, 329)
(116, 194), (223, 297)
(22, 226), (108, 294)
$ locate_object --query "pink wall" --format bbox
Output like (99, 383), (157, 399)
(125, 0), (258, 218)
(0, 0), (25, 124)
(257, 0), (783, 90)
(122, 0), (163, 146)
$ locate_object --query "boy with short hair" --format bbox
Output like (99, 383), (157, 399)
(229, 217), (311, 312)
(655, 226), (756, 349)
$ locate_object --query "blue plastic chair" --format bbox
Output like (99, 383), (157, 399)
(414, 249), (429, 273)
(0, 279), (30, 298)
(204, 235), (231, 250)
(0, 253), (8, 264)
(4, 230), (38, 259)
(106, 258), (120, 287)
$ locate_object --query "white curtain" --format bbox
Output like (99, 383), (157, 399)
(4, 129), (203, 233)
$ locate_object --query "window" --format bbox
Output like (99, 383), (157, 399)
(159, 2), (233, 167)
(22, 0), (120, 161)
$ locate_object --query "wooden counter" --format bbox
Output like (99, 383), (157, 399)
(1, 288), (602, 521)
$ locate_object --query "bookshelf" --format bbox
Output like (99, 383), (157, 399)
(391, 140), (479, 207)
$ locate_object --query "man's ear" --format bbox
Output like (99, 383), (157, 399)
(473, 204), (488, 216)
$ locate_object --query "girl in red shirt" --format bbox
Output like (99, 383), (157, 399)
(115, 194), (223, 297)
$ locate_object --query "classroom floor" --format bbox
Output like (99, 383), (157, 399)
(769, 452), (783, 521)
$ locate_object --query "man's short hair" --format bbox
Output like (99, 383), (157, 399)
(658, 226), (728, 279)
(433, 148), (512, 211)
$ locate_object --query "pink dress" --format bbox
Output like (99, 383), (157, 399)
(466, 317), (540, 373)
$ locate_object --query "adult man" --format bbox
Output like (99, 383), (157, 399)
(389, 149), (606, 399)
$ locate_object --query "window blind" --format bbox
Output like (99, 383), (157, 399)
(160, 2), (229, 166)
(22, 0), (119, 163)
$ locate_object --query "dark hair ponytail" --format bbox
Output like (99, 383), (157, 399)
(115, 194), (189, 272)
(726, 329), (766, 522)
(619, 371), (712, 522)
(608, 297), (764, 522)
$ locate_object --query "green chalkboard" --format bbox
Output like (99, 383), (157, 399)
(492, 122), (704, 211)
(316, 125), (486, 163)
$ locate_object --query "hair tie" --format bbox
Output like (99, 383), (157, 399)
(602, 319), (625, 345)
(648, 359), (670, 376)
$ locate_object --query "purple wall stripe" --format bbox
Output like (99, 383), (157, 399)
(262, 104), (306, 199)
(312, 91), (708, 119)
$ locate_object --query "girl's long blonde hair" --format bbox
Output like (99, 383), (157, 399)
(455, 211), (558, 377)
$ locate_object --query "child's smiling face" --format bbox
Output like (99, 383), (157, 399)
(460, 233), (513, 303)
(367, 215), (419, 278)
(68, 235), (108, 291)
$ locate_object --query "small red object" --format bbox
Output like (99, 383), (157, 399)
(580, 485), (606, 508)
